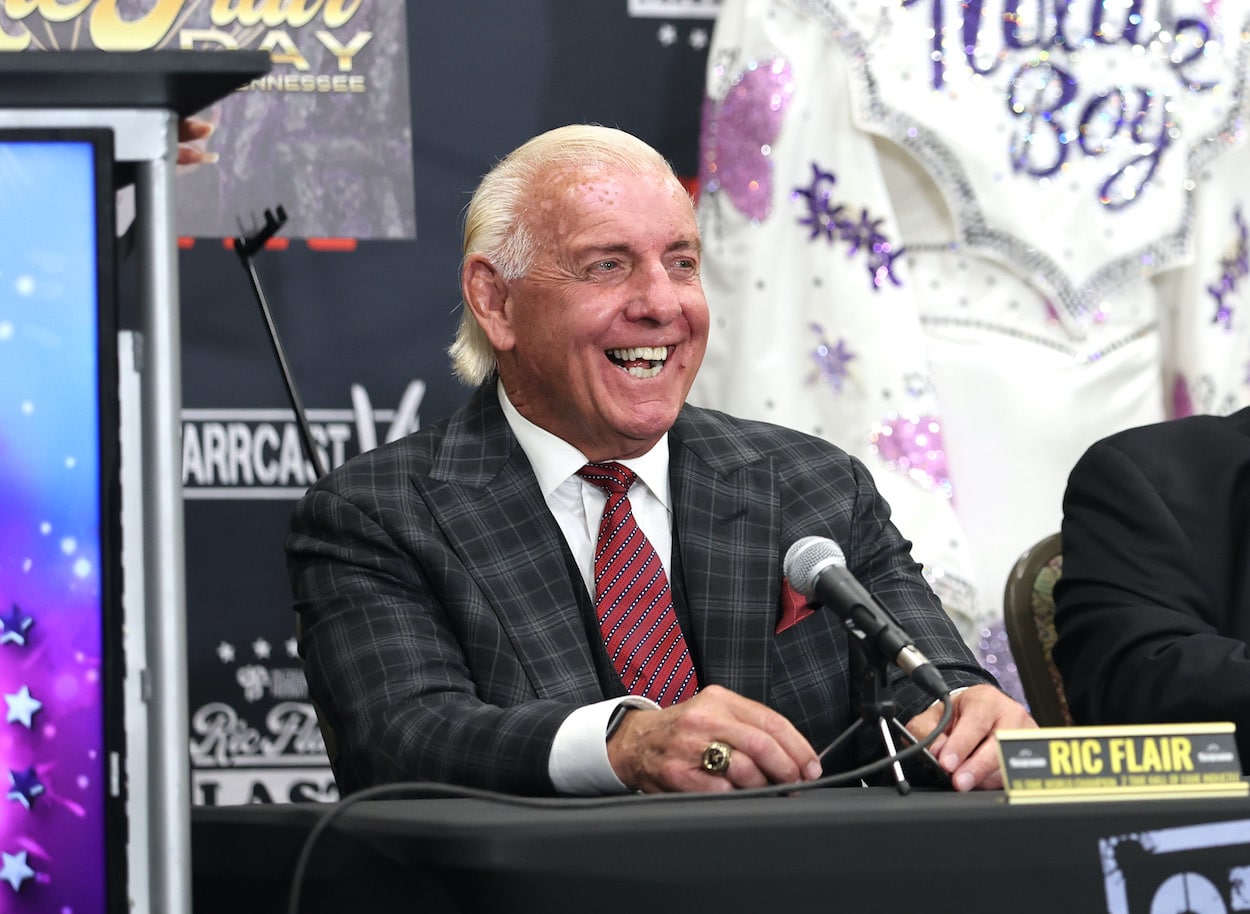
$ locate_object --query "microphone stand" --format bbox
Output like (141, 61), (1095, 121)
(818, 636), (946, 796)
(232, 205), (326, 481)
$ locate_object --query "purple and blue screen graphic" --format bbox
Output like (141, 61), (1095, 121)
(0, 140), (110, 912)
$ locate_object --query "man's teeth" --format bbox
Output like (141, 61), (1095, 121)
(608, 346), (668, 379)
(609, 346), (668, 362)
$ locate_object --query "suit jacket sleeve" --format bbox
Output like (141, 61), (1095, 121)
(286, 473), (574, 797)
(1053, 435), (1250, 752)
(833, 453), (994, 716)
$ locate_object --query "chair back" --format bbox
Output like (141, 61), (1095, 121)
(1003, 532), (1073, 727)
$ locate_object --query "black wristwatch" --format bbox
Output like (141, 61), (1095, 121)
(605, 703), (633, 739)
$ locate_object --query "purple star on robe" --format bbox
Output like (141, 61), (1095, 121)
(809, 324), (856, 392)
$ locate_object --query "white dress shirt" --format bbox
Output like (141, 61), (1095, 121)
(497, 382), (665, 794)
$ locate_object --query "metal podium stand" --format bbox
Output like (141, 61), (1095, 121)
(0, 50), (271, 914)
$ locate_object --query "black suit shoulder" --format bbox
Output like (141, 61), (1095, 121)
(674, 403), (862, 472)
(1077, 407), (1250, 474)
(297, 383), (513, 504)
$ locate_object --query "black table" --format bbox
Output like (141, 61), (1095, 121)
(192, 786), (1250, 913)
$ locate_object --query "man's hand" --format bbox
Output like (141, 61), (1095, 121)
(904, 684), (1037, 791)
(606, 685), (823, 793)
(177, 115), (219, 168)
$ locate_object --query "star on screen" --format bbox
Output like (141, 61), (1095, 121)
(0, 850), (35, 892)
(4, 686), (42, 729)
(0, 604), (33, 647)
(7, 767), (44, 809)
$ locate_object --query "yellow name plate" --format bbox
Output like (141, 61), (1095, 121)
(996, 722), (1248, 804)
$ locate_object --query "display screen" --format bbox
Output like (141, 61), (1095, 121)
(0, 132), (122, 912)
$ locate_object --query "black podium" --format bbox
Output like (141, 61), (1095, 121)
(0, 50), (269, 914)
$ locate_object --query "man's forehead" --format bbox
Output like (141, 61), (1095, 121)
(523, 164), (695, 238)
(536, 162), (676, 197)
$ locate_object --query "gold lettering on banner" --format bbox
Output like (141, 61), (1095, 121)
(257, 29), (308, 69)
(0, 0), (366, 53)
(0, 23), (30, 50)
(314, 28), (369, 70)
(179, 27), (370, 71)
(6, 0), (92, 22)
(178, 27), (234, 50)
(87, 0), (182, 51)
(0, 0), (40, 49)
(209, 0), (361, 29)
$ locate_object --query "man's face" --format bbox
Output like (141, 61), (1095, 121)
(492, 164), (710, 461)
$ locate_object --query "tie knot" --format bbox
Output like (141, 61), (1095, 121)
(577, 462), (635, 496)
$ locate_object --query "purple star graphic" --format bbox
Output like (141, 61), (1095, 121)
(794, 163), (841, 243)
(809, 324), (856, 392)
(0, 604), (33, 648)
(7, 768), (43, 810)
(794, 162), (905, 289)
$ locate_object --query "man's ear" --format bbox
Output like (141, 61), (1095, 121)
(461, 254), (515, 351)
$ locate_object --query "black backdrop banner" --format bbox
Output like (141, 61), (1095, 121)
(178, 0), (718, 806)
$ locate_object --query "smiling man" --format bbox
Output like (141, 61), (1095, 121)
(286, 125), (1033, 797)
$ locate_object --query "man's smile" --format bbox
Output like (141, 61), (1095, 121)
(606, 345), (671, 379)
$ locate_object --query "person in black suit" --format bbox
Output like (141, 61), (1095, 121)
(1054, 408), (1250, 764)
(286, 125), (1033, 797)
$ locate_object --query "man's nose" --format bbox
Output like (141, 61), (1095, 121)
(626, 262), (683, 322)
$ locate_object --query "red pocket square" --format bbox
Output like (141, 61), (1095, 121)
(776, 580), (817, 634)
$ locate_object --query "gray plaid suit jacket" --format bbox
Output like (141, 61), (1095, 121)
(286, 383), (992, 795)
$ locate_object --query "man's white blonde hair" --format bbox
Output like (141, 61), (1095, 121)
(448, 124), (685, 385)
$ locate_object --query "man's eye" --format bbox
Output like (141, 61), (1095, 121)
(595, 260), (619, 271)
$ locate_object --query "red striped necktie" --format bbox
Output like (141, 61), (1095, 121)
(577, 462), (698, 706)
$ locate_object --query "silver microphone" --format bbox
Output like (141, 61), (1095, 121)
(784, 535), (949, 699)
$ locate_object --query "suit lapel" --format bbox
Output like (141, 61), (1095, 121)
(670, 407), (779, 702)
(420, 385), (604, 704)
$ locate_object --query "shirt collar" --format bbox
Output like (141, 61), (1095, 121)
(497, 380), (672, 508)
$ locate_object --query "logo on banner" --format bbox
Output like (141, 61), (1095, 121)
(1100, 819), (1250, 913)
(183, 380), (425, 804)
(181, 380), (425, 499)
(190, 634), (336, 806)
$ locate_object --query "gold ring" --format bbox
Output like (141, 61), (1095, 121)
(701, 740), (733, 775)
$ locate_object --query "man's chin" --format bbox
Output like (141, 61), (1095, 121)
(615, 408), (682, 443)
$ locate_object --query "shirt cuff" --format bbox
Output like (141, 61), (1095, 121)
(548, 696), (659, 795)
